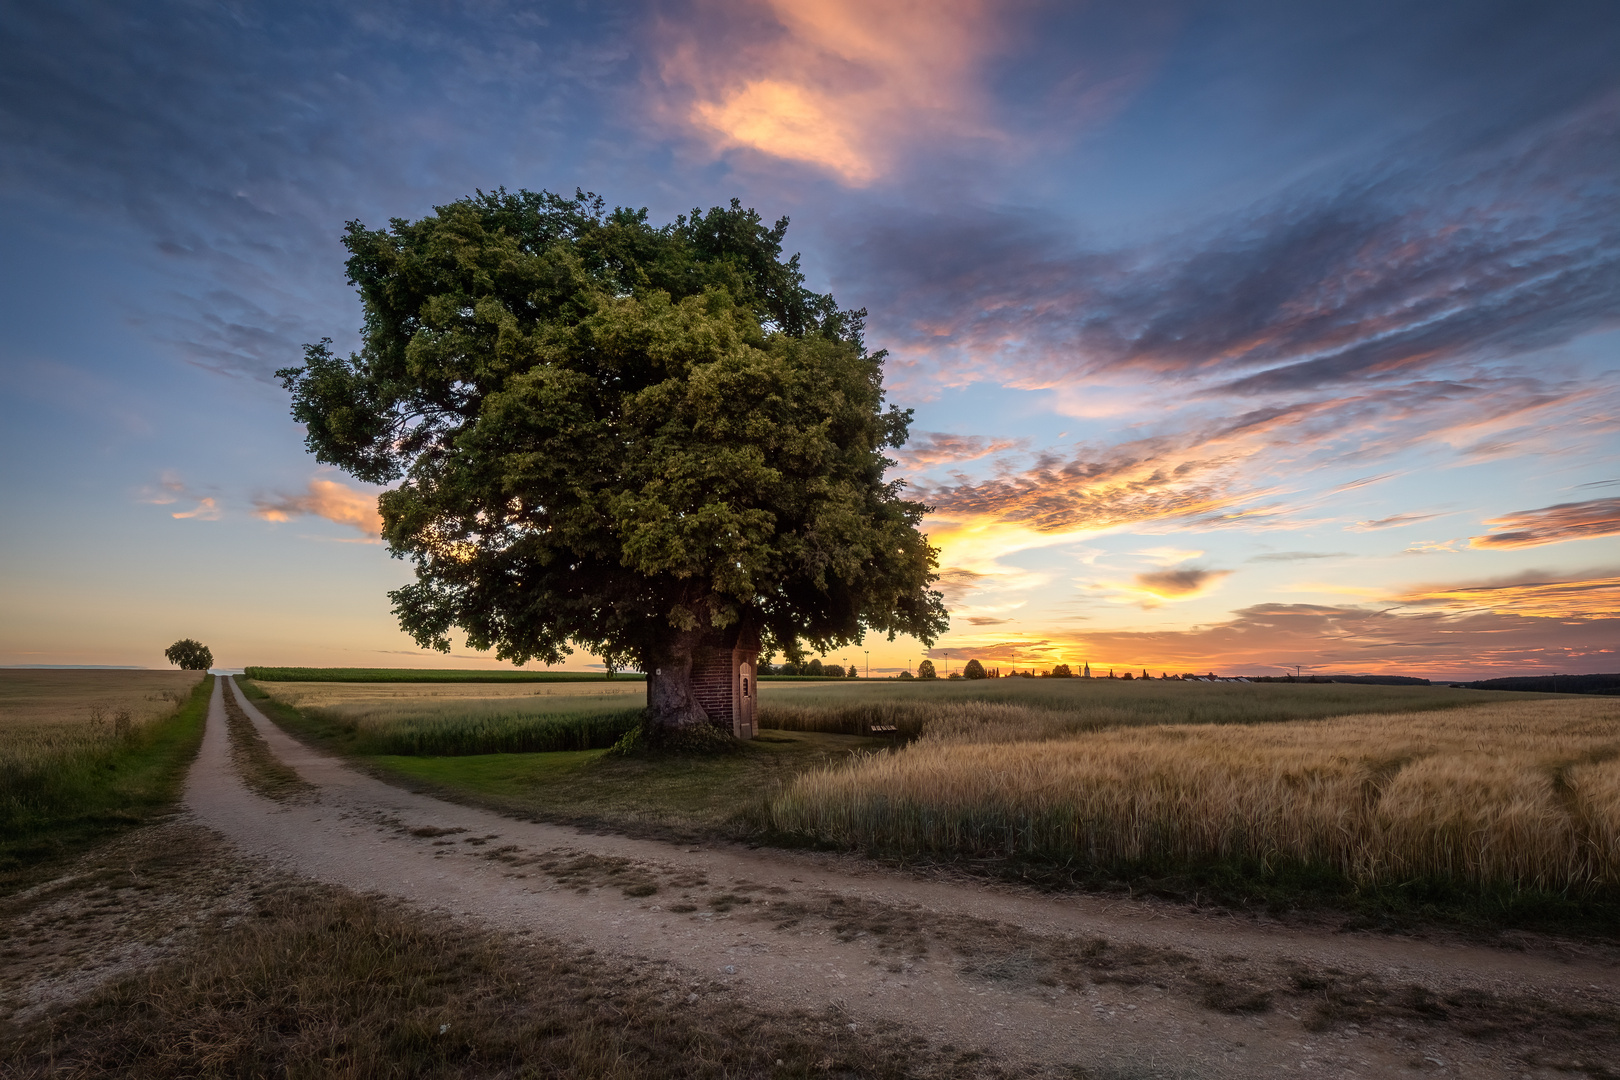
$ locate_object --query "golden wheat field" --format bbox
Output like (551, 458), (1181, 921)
(0, 669), (203, 762)
(771, 696), (1620, 892)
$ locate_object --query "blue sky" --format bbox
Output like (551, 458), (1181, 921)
(2, 0), (1616, 676)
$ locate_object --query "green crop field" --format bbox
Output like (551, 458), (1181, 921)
(243, 666), (645, 682)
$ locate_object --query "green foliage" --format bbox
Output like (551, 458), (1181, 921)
(916, 660), (937, 680)
(1050, 664), (1072, 678)
(962, 659), (986, 680)
(607, 715), (742, 758)
(823, 663), (844, 678)
(278, 189), (948, 672)
(164, 639), (213, 671)
(1, 676), (212, 877)
(243, 667), (640, 683)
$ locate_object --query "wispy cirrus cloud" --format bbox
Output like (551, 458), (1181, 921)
(1469, 497), (1620, 549)
(253, 479), (382, 540)
(140, 472), (220, 520)
(1248, 551), (1351, 563)
(853, 93), (1620, 394)
(1395, 569), (1620, 620)
(1350, 511), (1444, 531)
(891, 431), (1028, 470)
(170, 497), (221, 521)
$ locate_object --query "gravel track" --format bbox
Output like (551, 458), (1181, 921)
(184, 676), (1620, 1079)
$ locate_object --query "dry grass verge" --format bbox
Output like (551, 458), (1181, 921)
(2, 872), (1007, 1080)
(0, 821), (286, 1027)
(773, 698), (1620, 897)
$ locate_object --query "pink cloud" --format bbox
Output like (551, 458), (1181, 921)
(891, 431), (1028, 470)
(253, 479), (382, 539)
(933, 603), (1620, 678)
(1470, 497), (1620, 549)
(660, 0), (1003, 184)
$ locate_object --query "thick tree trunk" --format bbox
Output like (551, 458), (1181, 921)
(645, 629), (712, 730)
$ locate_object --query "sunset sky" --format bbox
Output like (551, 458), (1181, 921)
(2, 0), (1616, 677)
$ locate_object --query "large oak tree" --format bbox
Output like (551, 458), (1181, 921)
(278, 190), (947, 729)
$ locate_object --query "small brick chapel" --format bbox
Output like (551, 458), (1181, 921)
(688, 622), (761, 738)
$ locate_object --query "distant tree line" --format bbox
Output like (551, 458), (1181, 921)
(760, 658), (860, 678)
(1457, 673), (1619, 695)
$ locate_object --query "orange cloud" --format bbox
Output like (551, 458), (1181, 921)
(667, 0), (999, 183)
(1470, 497), (1620, 549)
(1395, 571), (1620, 620)
(171, 496), (220, 521)
(254, 479), (382, 539)
(913, 408), (1301, 536)
(931, 603), (1620, 679)
(1131, 567), (1231, 600)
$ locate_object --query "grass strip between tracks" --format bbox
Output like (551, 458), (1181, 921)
(222, 678), (315, 802)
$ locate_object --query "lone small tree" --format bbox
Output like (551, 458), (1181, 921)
(278, 190), (947, 732)
(917, 659), (937, 680)
(962, 658), (986, 679)
(164, 639), (213, 671)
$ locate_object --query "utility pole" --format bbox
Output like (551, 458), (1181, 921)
(864, 650), (870, 679)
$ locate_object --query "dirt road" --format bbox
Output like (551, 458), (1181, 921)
(186, 677), (1620, 1078)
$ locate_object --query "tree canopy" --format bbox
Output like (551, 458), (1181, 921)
(278, 189), (946, 720)
(165, 639), (213, 671)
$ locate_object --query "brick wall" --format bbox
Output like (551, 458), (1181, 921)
(691, 647), (735, 724)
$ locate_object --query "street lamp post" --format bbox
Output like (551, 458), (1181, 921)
(864, 650), (870, 679)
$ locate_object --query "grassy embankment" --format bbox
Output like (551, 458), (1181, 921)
(0, 670), (211, 886)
